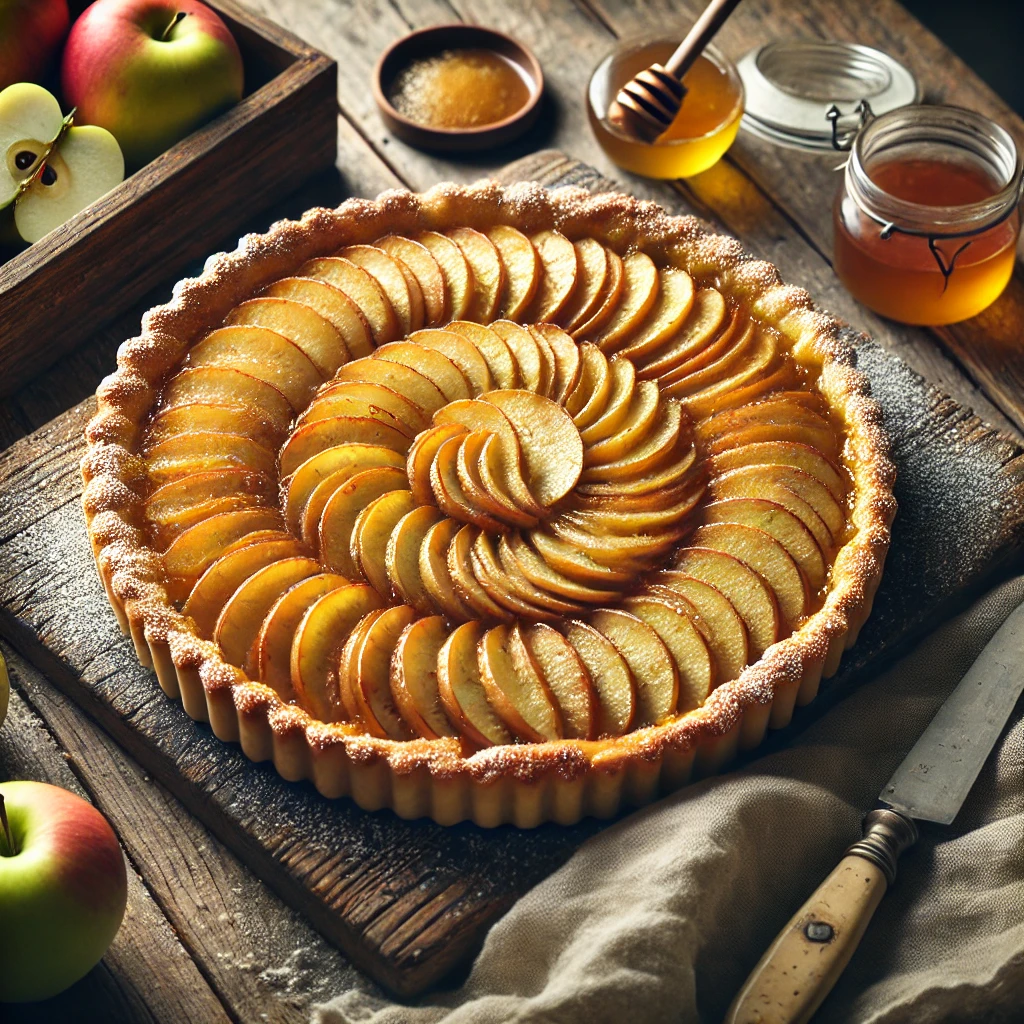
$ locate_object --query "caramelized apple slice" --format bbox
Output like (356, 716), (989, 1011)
(437, 621), (511, 747)
(144, 432), (276, 487)
(350, 489), (417, 594)
(337, 610), (383, 722)
(530, 324), (581, 404)
(579, 401), (684, 483)
(568, 343), (612, 428)
(407, 328), (494, 396)
(386, 505), (444, 613)
(256, 573), (349, 700)
(280, 416), (410, 478)
(299, 380), (428, 435)
(524, 229), (578, 322)
(485, 224), (539, 320)
(446, 320), (520, 390)
(161, 367), (292, 435)
(215, 556), (320, 670)
(430, 435), (506, 532)
(339, 244), (419, 336)
(226, 296), (350, 377)
(622, 594), (713, 713)
(572, 248), (625, 339)
(335, 357), (446, 416)
(447, 526), (512, 621)
(565, 482), (702, 535)
(479, 532), (584, 616)
(147, 402), (284, 452)
(685, 356), (797, 421)
(299, 256), (399, 346)
(563, 619), (635, 736)
(584, 380), (659, 466)
(559, 238), (609, 333)
(489, 319), (544, 394)
(578, 356), (636, 445)
(651, 574), (749, 684)
(265, 277), (373, 359)
(378, 234), (447, 326)
(478, 624), (561, 742)
(503, 533), (618, 604)
(407, 423), (467, 506)
(290, 584), (384, 722)
(457, 431), (539, 528)
(419, 518), (474, 622)
(593, 252), (659, 353)
(521, 622), (596, 740)
(391, 615), (457, 739)
(416, 231), (474, 321)
(706, 420), (840, 459)
(350, 605), (418, 739)
(477, 434), (543, 526)
(373, 341), (472, 402)
(617, 267), (695, 362)
(528, 529), (634, 586)
(635, 288), (728, 381)
(296, 397), (411, 439)
(467, 540), (562, 623)
(448, 227), (504, 323)
(528, 323), (558, 398)
(545, 520), (682, 572)
(710, 441), (846, 502)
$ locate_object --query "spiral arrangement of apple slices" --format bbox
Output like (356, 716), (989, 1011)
(139, 225), (849, 746)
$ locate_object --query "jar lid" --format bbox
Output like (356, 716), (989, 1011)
(736, 40), (919, 151)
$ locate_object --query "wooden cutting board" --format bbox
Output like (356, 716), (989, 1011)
(0, 153), (1022, 998)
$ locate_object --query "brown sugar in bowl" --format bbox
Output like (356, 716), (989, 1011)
(374, 24), (544, 152)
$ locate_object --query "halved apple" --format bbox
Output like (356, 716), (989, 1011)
(378, 234), (448, 326)
(279, 416), (411, 478)
(592, 251), (659, 353)
(523, 229), (578, 322)
(373, 341), (472, 402)
(578, 356), (636, 445)
(350, 488), (418, 595)
(161, 367), (293, 435)
(530, 324), (581, 404)
(419, 518), (474, 621)
(617, 267), (696, 362)
(579, 401), (684, 483)
(298, 381), (428, 435)
(635, 289), (729, 381)
(290, 584), (384, 723)
(448, 227), (504, 323)
(406, 329), (494, 396)
(563, 619), (636, 737)
(568, 344), (612, 428)
(299, 256), (399, 346)
(265, 277), (373, 359)
(572, 248), (624, 339)
(146, 402), (285, 452)
(521, 622), (596, 740)
(350, 604), (418, 740)
(560, 238), (609, 334)
(407, 423), (467, 506)
(437, 621), (511, 747)
(489, 319), (544, 394)
(335, 357), (447, 416)
(485, 224), (539, 320)
(709, 441), (847, 502)
(386, 505), (444, 612)
(446, 321), (521, 390)
(390, 615), (457, 739)
(416, 230), (474, 321)
(584, 380), (659, 466)
(339, 244), (420, 336)
(447, 526), (512, 621)
(430, 434), (506, 532)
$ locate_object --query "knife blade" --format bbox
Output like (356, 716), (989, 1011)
(725, 597), (1024, 1024)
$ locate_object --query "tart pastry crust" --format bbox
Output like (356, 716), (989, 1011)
(82, 182), (895, 827)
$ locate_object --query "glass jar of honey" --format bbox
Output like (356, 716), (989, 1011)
(833, 105), (1022, 325)
(588, 36), (744, 179)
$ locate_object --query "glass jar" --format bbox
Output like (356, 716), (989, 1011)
(833, 105), (1022, 326)
(587, 36), (744, 179)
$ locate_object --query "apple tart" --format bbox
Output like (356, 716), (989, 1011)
(83, 182), (895, 827)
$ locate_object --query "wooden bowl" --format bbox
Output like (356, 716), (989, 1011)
(373, 25), (543, 153)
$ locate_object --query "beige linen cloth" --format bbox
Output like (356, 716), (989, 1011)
(318, 575), (1024, 1023)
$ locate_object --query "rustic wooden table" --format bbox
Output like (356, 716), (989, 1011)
(2, 1), (1022, 1021)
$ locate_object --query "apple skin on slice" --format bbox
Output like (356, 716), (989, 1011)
(290, 584), (384, 723)
(391, 615), (458, 739)
(265, 277), (374, 359)
(485, 224), (540, 320)
(386, 505), (444, 613)
(437, 621), (512, 747)
(559, 238), (609, 334)
(523, 229), (578, 323)
(448, 227), (505, 323)
(522, 623), (596, 740)
(592, 251), (659, 353)
(378, 234), (448, 326)
(429, 434), (507, 533)
(563, 619), (636, 737)
(349, 604), (419, 740)
(416, 231), (475, 321)
(350, 489), (418, 595)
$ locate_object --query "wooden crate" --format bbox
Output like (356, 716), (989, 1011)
(0, 0), (337, 396)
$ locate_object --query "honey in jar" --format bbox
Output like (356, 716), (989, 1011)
(388, 48), (532, 129)
(588, 39), (744, 179)
(833, 105), (1022, 326)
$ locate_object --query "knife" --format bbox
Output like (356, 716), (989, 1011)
(725, 598), (1024, 1024)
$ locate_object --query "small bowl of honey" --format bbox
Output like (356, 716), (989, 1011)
(374, 25), (543, 153)
(587, 34), (744, 179)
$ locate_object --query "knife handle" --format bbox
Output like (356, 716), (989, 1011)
(724, 809), (918, 1024)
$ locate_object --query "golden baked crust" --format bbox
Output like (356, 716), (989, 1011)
(82, 182), (895, 827)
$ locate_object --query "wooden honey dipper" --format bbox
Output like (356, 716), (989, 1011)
(607, 0), (744, 143)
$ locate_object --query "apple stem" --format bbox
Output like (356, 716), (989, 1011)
(161, 11), (187, 41)
(0, 795), (15, 857)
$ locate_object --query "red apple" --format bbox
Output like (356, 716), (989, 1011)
(62, 0), (243, 168)
(0, 0), (70, 90)
(0, 780), (127, 1003)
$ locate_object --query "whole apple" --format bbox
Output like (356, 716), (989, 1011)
(0, 0), (70, 91)
(62, 0), (243, 168)
(0, 780), (127, 1002)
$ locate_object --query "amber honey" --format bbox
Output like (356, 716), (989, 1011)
(588, 40), (744, 179)
(389, 48), (532, 129)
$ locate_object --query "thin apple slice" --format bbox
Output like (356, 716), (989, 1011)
(290, 584), (383, 722)
(143, 432), (276, 487)
(387, 505), (444, 613)
(161, 367), (292, 435)
(339, 244), (418, 336)
(318, 467), (409, 577)
(478, 532), (584, 616)
(617, 267), (696, 362)
(299, 380), (428, 434)
(378, 234), (447, 326)
(437, 621), (511, 747)
(622, 594), (713, 713)
(520, 623), (596, 740)
(457, 431), (539, 528)
(476, 434), (543, 526)
(478, 624), (562, 742)
(147, 402), (284, 452)
(265, 277), (373, 359)
(215, 556), (321, 670)
(530, 324), (581, 404)
(709, 441), (847, 502)
(679, 344), (787, 420)
(419, 518), (474, 621)
(524, 230), (578, 322)
(280, 416), (410, 478)
(657, 316), (755, 391)
(350, 489), (417, 595)
(579, 401), (684, 483)
(337, 610), (384, 722)
(226, 297), (350, 377)
(651, 574), (749, 684)
(584, 380), (659, 466)
(416, 231), (474, 321)
(559, 238), (609, 333)
(697, 363), (798, 416)
(407, 328), (494, 396)
(391, 616), (457, 739)
(350, 605), (419, 739)
(183, 537), (306, 638)
(503, 533), (619, 603)
(480, 390), (584, 506)
(705, 420), (840, 458)
(285, 443), (405, 537)
(691, 523), (808, 629)
(563, 619), (635, 737)
(448, 227), (504, 323)
(467, 539), (563, 622)
(565, 482), (702, 535)
(430, 434), (506, 532)
(546, 520), (681, 572)
(574, 476), (700, 512)
(698, 395), (833, 438)
(335, 357), (447, 416)
(489, 319), (544, 394)
(568, 343), (612, 427)
(373, 341), (472, 402)
(704, 497), (827, 590)
(588, 608), (678, 727)
(528, 529), (633, 586)
(572, 248), (625, 339)
(407, 423), (467, 506)
(528, 322), (558, 398)
(635, 288), (729, 380)
(576, 438), (697, 497)
(256, 573), (349, 700)
(578, 356), (636, 445)
(446, 321), (520, 390)
(592, 252), (659, 353)
(298, 256), (399, 346)
(448, 526), (512, 621)
(485, 225), (540, 320)
(296, 396), (411, 438)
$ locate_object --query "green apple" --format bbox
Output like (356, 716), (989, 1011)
(0, 781), (127, 1002)
(61, 0), (244, 168)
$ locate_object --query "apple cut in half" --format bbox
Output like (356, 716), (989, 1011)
(437, 621), (511, 747)
(391, 615), (457, 739)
